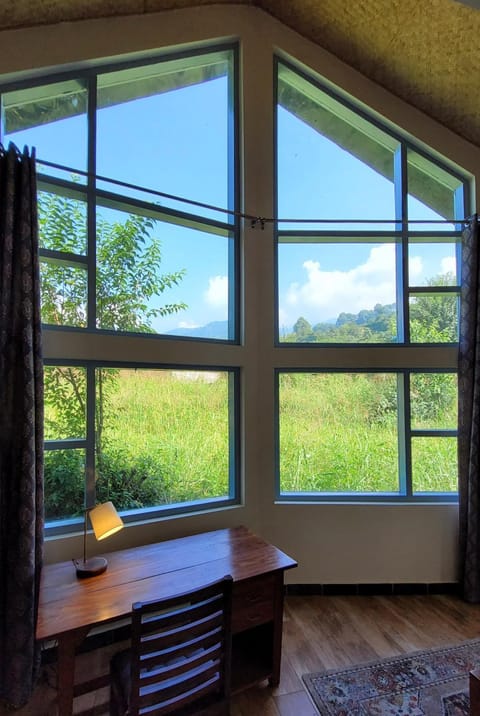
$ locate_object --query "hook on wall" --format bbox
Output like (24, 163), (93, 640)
(250, 217), (266, 230)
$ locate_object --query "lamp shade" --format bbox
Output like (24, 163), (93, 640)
(89, 501), (124, 541)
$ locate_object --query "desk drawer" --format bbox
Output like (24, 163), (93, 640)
(232, 574), (276, 633)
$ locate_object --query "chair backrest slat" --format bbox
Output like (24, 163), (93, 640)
(139, 640), (222, 683)
(126, 575), (233, 716)
(138, 611), (224, 655)
(138, 660), (221, 710)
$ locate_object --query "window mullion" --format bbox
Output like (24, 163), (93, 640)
(394, 144), (408, 344)
(85, 365), (96, 509)
(87, 75), (97, 330)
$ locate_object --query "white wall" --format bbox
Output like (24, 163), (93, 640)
(2, 4), (478, 584)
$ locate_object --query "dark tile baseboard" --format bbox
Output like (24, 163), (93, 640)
(285, 582), (460, 596)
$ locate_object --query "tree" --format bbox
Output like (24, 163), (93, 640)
(409, 272), (457, 343)
(293, 316), (316, 342)
(41, 193), (188, 513)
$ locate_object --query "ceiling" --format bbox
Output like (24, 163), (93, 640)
(0, 0), (479, 147)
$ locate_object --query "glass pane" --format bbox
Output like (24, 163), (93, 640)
(278, 241), (396, 343)
(96, 205), (232, 338)
(411, 437), (457, 493)
(279, 373), (398, 493)
(95, 368), (231, 511)
(39, 190), (87, 255)
(2, 80), (88, 182)
(96, 50), (233, 223)
(277, 63), (399, 231)
(410, 373), (457, 430)
(40, 260), (88, 327)
(44, 449), (86, 521)
(44, 366), (87, 440)
(409, 293), (458, 342)
(407, 149), (463, 231)
(408, 241), (458, 286)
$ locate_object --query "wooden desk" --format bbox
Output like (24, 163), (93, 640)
(37, 525), (297, 715)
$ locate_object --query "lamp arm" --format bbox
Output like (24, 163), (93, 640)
(83, 508), (88, 565)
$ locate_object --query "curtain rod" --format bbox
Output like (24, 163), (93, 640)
(36, 156), (472, 229)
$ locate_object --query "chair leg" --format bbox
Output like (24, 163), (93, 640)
(109, 680), (123, 716)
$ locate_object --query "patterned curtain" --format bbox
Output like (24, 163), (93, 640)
(0, 143), (44, 707)
(459, 214), (480, 603)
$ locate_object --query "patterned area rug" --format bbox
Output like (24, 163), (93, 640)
(302, 639), (480, 715)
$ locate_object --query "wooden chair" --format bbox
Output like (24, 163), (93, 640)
(109, 575), (233, 716)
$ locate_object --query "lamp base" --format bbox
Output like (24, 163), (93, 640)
(74, 556), (108, 578)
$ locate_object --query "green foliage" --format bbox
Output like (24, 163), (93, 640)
(44, 370), (230, 519)
(96, 213), (187, 331)
(44, 450), (85, 519)
(39, 194), (188, 330)
(41, 193), (190, 515)
(409, 272), (458, 343)
(279, 371), (457, 494)
(293, 316), (316, 342)
(44, 366), (86, 440)
(95, 448), (175, 511)
(410, 373), (457, 425)
(285, 303), (396, 343)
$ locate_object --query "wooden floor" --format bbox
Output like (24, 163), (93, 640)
(3, 592), (480, 715)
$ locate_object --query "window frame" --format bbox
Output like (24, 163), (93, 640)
(0, 42), (242, 534)
(273, 56), (469, 503)
(44, 360), (241, 536)
(275, 368), (458, 502)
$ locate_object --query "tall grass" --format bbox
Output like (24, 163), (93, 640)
(99, 369), (230, 507)
(279, 372), (457, 494)
(44, 368), (458, 519)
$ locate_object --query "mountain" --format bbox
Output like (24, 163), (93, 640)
(167, 320), (228, 339)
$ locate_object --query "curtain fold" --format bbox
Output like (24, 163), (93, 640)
(0, 143), (44, 707)
(459, 214), (480, 603)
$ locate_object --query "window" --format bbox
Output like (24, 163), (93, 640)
(275, 59), (468, 500)
(44, 365), (239, 527)
(0, 44), (240, 529)
(2, 46), (238, 338)
(277, 370), (457, 499)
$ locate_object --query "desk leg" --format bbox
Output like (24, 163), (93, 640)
(470, 669), (480, 716)
(56, 628), (89, 716)
(269, 572), (285, 687)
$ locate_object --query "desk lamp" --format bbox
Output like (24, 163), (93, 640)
(74, 501), (124, 578)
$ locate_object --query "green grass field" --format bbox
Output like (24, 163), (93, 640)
(44, 368), (458, 520)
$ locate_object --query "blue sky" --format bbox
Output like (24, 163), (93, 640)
(5, 69), (458, 336)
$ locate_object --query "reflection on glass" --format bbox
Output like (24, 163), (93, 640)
(410, 373), (457, 430)
(411, 437), (457, 493)
(44, 449), (86, 521)
(409, 294), (458, 342)
(277, 63), (399, 231)
(96, 50), (233, 223)
(279, 372), (398, 493)
(2, 80), (88, 181)
(96, 205), (231, 338)
(278, 241), (397, 343)
(40, 261), (87, 327)
(95, 368), (231, 510)
(44, 366), (87, 440)
(407, 149), (463, 232)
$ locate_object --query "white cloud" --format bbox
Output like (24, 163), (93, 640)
(408, 255), (423, 281)
(178, 320), (200, 329)
(282, 244), (396, 325)
(204, 275), (228, 309)
(441, 256), (456, 275)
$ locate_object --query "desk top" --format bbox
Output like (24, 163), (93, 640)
(37, 525), (297, 642)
